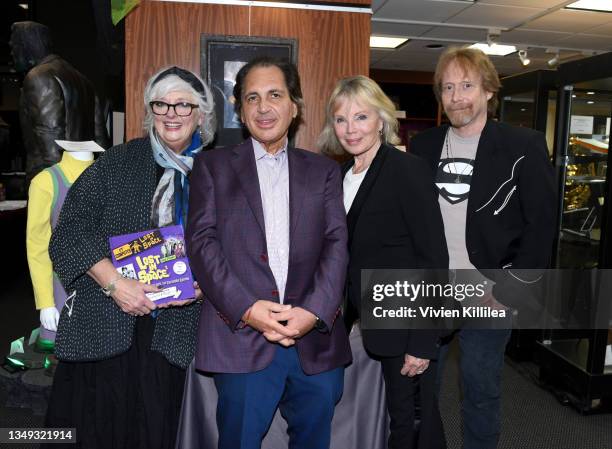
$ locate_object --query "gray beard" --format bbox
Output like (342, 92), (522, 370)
(447, 110), (474, 128)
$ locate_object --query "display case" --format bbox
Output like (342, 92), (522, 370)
(555, 88), (610, 268)
(499, 69), (557, 138)
(536, 52), (612, 413)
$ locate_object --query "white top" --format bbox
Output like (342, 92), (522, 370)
(343, 166), (369, 214)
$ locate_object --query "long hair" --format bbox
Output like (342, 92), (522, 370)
(433, 46), (501, 116)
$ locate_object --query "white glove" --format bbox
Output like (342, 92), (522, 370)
(40, 307), (60, 332)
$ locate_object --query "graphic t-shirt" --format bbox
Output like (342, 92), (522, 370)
(436, 128), (480, 269)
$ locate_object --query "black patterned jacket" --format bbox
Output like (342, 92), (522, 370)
(49, 137), (200, 369)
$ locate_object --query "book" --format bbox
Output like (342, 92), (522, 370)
(109, 225), (195, 304)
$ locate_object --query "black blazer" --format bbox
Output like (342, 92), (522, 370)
(344, 144), (449, 359)
(411, 121), (557, 310)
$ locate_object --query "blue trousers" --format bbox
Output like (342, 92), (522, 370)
(438, 328), (511, 449)
(214, 346), (344, 449)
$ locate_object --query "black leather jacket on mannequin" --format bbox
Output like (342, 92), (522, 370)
(11, 21), (110, 182)
(19, 54), (110, 182)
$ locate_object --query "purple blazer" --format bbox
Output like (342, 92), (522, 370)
(186, 140), (352, 375)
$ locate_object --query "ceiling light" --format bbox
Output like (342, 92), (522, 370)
(18, 3), (28, 9)
(520, 108), (527, 112)
(547, 52), (560, 67)
(587, 101), (595, 104)
(469, 43), (517, 56)
(587, 91), (595, 95)
(518, 50), (531, 66)
(572, 94), (577, 98)
(566, 0), (612, 12)
(370, 36), (409, 49)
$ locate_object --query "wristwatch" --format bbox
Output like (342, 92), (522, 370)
(314, 316), (327, 332)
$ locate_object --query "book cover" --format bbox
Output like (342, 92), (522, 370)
(109, 225), (195, 304)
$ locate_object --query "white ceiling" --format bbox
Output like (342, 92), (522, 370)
(370, 0), (612, 76)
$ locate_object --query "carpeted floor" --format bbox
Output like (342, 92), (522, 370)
(439, 341), (612, 449)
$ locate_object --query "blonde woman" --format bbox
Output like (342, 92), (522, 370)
(320, 76), (448, 449)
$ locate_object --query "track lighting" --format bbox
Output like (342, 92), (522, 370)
(518, 50), (530, 66)
(547, 53), (560, 67)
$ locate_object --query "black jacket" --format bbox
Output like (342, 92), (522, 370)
(344, 144), (449, 359)
(19, 54), (110, 182)
(411, 120), (557, 311)
(49, 137), (200, 369)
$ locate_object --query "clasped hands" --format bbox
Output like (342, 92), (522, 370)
(242, 300), (317, 347)
(401, 354), (430, 377)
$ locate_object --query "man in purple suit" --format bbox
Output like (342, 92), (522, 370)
(186, 57), (351, 449)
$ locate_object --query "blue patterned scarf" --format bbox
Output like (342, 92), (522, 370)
(150, 129), (203, 228)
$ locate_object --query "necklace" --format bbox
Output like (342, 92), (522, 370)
(445, 129), (474, 183)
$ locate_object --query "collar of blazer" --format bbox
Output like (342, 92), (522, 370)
(229, 138), (310, 239)
(343, 143), (390, 245)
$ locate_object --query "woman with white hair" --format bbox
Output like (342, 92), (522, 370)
(43, 67), (216, 449)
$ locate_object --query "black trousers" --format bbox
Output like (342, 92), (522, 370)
(380, 355), (446, 449)
(43, 317), (186, 449)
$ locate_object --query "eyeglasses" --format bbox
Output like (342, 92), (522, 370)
(149, 101), (199, 117)
(440, 82), (478, 96)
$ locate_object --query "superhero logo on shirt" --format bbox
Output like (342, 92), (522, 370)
(435, 158), (474, 205)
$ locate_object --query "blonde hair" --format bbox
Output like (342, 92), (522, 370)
(433, 46), (501, 116)
(318, 76), (400, 155)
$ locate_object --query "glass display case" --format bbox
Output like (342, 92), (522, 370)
(499, 70), (557, 141)
(536, 52), (612, 413)
(556, 87), (611, 268)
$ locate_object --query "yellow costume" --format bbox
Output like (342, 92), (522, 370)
(26, 152), (93, 310)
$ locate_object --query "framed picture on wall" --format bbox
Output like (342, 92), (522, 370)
(200, 34), (298, 147)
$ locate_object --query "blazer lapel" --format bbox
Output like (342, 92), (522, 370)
(230, 140), (266, 235)
(467, 120), (502, 215)
(346, 144), (390, 245)
(288, 147), (308, 239)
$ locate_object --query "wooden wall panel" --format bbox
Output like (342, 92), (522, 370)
(125, 2), (249, 138)
(300, 0), (370, 5)
(125, 0), (370, 151)
(250, 7), (370, 148)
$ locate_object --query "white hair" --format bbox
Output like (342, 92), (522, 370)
(143, 69), (216, 147)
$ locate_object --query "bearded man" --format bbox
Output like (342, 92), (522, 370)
(411, 47), (556, 449)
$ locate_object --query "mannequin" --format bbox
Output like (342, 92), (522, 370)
(26, 149), (96, 344)
(10, 21), (109, 184)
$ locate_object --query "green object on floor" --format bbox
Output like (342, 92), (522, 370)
(35, 337), (55, 353)
(2, 330), (51, 372)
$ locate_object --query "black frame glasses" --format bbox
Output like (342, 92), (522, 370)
(149, 100), (199, 117)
